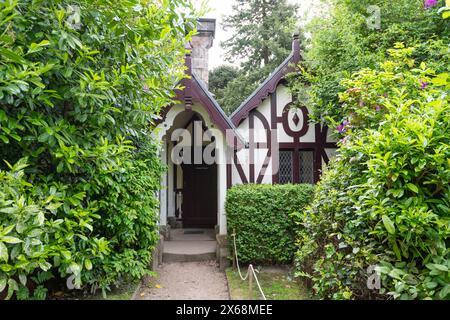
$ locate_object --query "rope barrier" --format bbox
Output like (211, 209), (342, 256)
(231, 230), (266, 300)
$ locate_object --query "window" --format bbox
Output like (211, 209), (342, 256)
(299, 150), (314, 184)
(278, 149), (315, 184)
(279, 150), (293, 184)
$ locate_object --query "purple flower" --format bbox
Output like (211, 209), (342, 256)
(424, 0), (438, 8)
(337, 120), (350, 133)
(359, 100), (365, 107)
(420, 81), (429, 89)
(375, 105), (381, 112)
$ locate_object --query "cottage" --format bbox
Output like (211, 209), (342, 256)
(154, 19), (338, 244)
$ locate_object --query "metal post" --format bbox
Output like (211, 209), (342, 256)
(248, 265), (253, 300)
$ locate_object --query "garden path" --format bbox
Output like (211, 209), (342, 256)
(135, 260), (230, 300)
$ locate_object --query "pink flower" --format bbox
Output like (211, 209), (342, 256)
(340, 136), (349, 144)
(346, 87), (361, 94)
(424, 0), (438, 8)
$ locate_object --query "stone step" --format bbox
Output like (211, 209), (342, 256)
(169, 228), (215, 241)
(163, 240), (217, 263)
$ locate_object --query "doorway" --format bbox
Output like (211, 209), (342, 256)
(181, 163), (218, 228)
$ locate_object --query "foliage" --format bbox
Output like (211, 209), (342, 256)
(213, 0), (299, 114)
(209, 65), (240, 92)
(210, 66), (271, 115)
(222, 0), (298, 73)
(0, 158), (99, 300)
(0, 0), (196, 299)
(294, 47), (450, 300)
(226, 183), (314, 265)
(289, 0), (450, 125)
(336, 41), (450, 132)
(208, 65), (240, 113)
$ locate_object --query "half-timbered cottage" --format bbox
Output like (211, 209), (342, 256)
(154, 19), (338, 245)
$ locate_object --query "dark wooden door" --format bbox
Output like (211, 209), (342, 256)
(181, 164), (217, 228)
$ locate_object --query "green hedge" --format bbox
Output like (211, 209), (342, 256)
(295, 46), (450, 300)
(0, 0), (195, 299)
(226, 184), (314, 265)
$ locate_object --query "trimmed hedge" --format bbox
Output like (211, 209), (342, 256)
(226, 184), (314, 264)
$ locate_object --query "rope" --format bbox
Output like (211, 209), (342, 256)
(231, 231), (267, 300)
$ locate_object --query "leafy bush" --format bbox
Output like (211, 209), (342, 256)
(0, 0), (195, 299)
(226, 184), (314, 265)
(289, 0), (450, 125)
(295, 47), (450, 300)
(0, 158), (102, 300)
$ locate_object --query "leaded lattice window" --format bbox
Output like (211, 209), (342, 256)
(299, 150), (314, 184)
(279, 150), (293, 184)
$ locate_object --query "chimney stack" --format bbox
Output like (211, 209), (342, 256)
(190, 18), (216, 87)
(292, 31), (301, 64)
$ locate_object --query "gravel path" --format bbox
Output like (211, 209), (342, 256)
(136, 261), (230, 300)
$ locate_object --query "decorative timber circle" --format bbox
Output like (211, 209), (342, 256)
(281, 104), (309, 138)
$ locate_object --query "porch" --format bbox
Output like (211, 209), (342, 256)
(162, 228), (216, 263)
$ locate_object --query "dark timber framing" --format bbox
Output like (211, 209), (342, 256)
(230, 33), (337, 185)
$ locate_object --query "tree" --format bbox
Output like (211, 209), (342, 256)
(209, 65), (240, 92)
(222, 0), (298, 72)
(289, 0), (450, 125)
(208, 65), (241, 114)
(214, 65), (276, 115)
(0, 0), (196, 299)
(215, 0), (299, 114)
(209, 64), (239, 101)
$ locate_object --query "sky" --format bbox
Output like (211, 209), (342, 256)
(193, 0), (326, 69)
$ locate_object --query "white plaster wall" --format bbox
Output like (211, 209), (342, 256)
(232, 148), (250, 185)
(253, 148), (272, 183)
(236, 117), (250, 139)
(299, 113), (315, 143)
(273, 84), (316, 143)
(216, 137), (227, 235)
(276, 85), (291, 117)
(326, 126), (339, 143)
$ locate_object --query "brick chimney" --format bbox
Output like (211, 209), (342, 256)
(190, 18), (216, 87)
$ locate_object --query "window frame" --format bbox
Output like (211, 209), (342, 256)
(278, 148), (315, 184)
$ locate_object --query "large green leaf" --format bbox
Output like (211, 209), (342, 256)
(0, 47), (27, 64)
(382, 215), (395, 235)
(0, 242), (8, 263)
(0, 275), (7, 292)
(0, 236), (22, 244)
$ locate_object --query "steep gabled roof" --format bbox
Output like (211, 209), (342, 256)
(158, 49), (246, 148)
(230, 33), (301, 126)
(190, 72), (238, 133)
